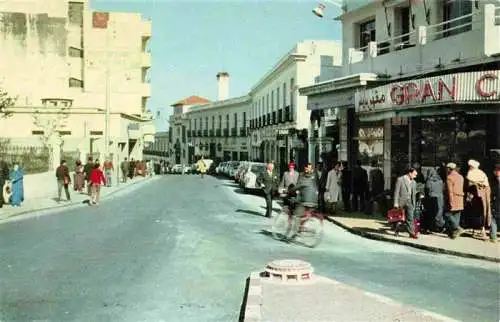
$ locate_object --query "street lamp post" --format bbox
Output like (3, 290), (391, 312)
(312, 0), (345, 17)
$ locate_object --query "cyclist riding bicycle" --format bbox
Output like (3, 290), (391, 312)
(291, 163), (319, 232)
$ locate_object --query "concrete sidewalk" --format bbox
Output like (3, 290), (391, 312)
(0, 174), (157, 223)
(325, 212), (500, 263)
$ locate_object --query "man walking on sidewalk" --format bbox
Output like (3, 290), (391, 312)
(103, 158), (114, 187)
(120, 157), (129, 183)
(0, 160), (9, 208)
(258, 162), (279, 218)
(444, 162), (465, 239)
(394, 167), (418, 239)
(56, 160), (71, 202)
(84, 156), (94, 196)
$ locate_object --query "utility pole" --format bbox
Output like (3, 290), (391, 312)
(104, 24), (111, 159)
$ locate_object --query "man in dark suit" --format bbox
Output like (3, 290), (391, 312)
(315, 161), (328, 213)
(257, 162), (279, 218)
(394, 167), (418, 238)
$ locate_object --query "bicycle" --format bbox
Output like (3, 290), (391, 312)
(271, 193), (325, 248)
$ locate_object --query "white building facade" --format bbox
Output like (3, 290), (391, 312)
(301, 0), (500, 189)
(187, 94), (252, 163)
(0, 0), (154, 171)
(248, 40), (342, 172)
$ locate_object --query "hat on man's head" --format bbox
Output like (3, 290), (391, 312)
(446, 162), (457, 169)
(468, 159), (480, 168)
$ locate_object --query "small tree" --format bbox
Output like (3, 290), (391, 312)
(0, 87), (16, 118)
(32, 102), (70, 170)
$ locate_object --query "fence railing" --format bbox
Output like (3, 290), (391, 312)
(0, 139), (49, 174)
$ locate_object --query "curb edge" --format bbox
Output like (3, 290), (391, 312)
(325, 216), (500, 263)
(0, 176), (158, 223)
(243, 271), (262, 322)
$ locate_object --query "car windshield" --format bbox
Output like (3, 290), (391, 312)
(252, 165), (267, 173)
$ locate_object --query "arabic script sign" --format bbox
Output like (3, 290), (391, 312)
(355, 70), (500, 113)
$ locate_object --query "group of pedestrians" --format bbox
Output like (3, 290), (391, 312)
(56, 157), (106, 205)
(394, 160), (499, 242)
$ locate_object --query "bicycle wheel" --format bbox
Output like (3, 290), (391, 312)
(298, 216), (324, 248)
(271, 211), (293, 241)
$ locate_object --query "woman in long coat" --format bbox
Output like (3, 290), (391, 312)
(466, 159), (491, 239)
(74, 160), (85, 193)
(9, 163), (24, 207)
(325, 162), (342, 213)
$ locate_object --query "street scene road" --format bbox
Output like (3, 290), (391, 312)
(0, 175), (498, 321)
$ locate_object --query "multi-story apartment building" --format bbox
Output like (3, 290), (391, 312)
(143, 131), (170, 162)
(249, 40), (341, 172)
(301, 1), (500, 188)
(0, 0), (154, 170)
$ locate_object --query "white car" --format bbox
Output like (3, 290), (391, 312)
(242, 163), (267, 192)
(228, 161), (241, 179)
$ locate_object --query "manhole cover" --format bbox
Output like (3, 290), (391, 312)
(264, 259), (314, 282)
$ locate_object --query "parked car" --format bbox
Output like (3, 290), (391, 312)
(234, 162), (250, 183)
(242, 163), (267, 192)
(228, 161), (241, 179)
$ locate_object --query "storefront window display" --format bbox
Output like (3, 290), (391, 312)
(357, 124), (384, 166)
(390, 113), (499, 184)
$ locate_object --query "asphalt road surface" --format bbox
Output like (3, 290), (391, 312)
(0, 175), (498, 321)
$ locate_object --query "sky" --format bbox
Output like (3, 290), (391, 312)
(90, 0), (344, 131)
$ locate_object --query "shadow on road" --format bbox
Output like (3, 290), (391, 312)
(260, 205), (282, 213)
(236, 208), (264, 217)
(238, 276), (250, 322)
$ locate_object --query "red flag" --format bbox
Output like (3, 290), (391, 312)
(92, 12), (109, 29)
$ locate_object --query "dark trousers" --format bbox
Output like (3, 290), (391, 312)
(404, 204), (415, 235)
(444, 210), (462, 234)
(57, 180), (71, 201)
(318, 190), (325, 213)
(264, 192), (273, 217)
(352, 191), (366, 212)
(342, 189), (351, 212)
(0, 178), (4, 207)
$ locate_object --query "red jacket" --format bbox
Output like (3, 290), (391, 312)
(89, 168), (106, 185)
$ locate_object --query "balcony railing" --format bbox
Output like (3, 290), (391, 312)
(346, 6), (500, 76)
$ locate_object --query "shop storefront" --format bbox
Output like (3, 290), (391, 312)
(306, 89), (356, 168)
(356, 70), (500, 188)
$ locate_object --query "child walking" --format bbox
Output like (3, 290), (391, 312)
(89, 163), (106, 205)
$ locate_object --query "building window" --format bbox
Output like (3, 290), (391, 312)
(219, 115), (222, 130)
(195, 119), (198, 130)
(442, 0), (472, 37)
(32, 130), (44, 135)
(69, 78), (83, 88)
(68, 47), (83, 57)
(182, 126), (186, 143)
(177, 127), (180, 136)
(205, 117), (208, 130)
(226, 114), (229, 129)
(359, 19), (376, 49)
(243, 112), (246, 128)
(212, 115), (215, 130)
(234, 113), (237, 128)
(266, 94), (269, 114)
(68, 2), (84, 26)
